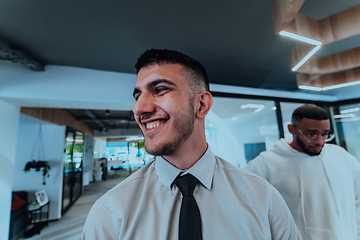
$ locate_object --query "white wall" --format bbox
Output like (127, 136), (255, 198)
(12, 114), (66, 220)
(0, 100), (20, 240)
(1, 60), (356, 112)
(93, 137), (107, 159)
(83, 136), (94, 186)
(0, 61), (137, 111)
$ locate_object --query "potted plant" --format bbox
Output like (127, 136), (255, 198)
(24, 160), (51, 185)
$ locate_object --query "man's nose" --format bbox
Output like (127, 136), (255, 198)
(313, 135), (326, 144)
(133, 93), (155, 117)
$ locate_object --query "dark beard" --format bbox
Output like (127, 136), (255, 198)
(295, 135), (321, 156)
(145, 99), (195, 156)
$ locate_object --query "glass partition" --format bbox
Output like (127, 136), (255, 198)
(330, 103), (360, 161)
(206, 97), (279, 167)
(62, 129), (84, 214)
(62, 131), (74, 212)
(72, 132), (84, 202)
(280, 102), (304, 141)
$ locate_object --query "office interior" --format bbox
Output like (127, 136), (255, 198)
(2, 0), (360, 239)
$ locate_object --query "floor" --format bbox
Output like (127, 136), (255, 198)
(25, 169), (132, 240)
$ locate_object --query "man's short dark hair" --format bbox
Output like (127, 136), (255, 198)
(291, 104), (329, 124)
(135, 49), (210, 92)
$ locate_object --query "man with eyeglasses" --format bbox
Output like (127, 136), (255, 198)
(245, 104), (360, 240)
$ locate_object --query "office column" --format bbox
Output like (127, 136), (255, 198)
(0, 100), (20, 240)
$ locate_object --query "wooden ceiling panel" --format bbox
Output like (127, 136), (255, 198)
(272, 0), (305, 32)
(323, 4), (360, 44)
(297, 68), (360, 89)
(317, 46), (360, 74)
(273, 0), (360, 90)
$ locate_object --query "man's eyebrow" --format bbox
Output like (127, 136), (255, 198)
(147, 79), (177, 89)
(132, 79), (177, 99)
(306, 129), (331, 132)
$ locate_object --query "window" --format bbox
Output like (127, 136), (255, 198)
(280, 102), (304, 141)
(330, 103), (360, 161)
(205, 97), (279, 167)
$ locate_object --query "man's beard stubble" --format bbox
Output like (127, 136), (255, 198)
(295, 135), (322, 156)
(144, 99), (195, 156)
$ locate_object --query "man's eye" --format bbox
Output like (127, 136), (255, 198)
(307, 133), (316, 138)
(155, 87), (168, 94)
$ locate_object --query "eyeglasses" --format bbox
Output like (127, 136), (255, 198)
(293, 125), (335, 143)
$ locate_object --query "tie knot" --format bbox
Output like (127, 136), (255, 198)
(174, 174), (199, 197)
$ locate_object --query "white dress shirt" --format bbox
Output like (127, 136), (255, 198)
(82, 147), (300, 240)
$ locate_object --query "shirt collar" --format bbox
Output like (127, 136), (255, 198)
(155, 146), (216, 190)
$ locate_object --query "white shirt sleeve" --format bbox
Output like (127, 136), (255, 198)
(82, 197), (119, 240)
(269, 185), (301, 240)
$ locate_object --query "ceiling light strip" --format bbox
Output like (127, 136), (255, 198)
(298, 80), (360, 91)
(333, 114), (356, 119)
(321, 80), (360, 91)
(279, 31), (322, 72)
(279, 31), (322, 46)
(340, 108), (360, 114)
(292, 45), (321, 71)
(241, 104), (265, 113)
(298, 85), (322, 91)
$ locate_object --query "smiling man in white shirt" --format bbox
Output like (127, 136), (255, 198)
(82, 49), (300, 240)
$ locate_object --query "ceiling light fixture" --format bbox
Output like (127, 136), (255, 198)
(299, 80), (360, 91)
(279, 31), (322, 45)
(292, 45), (321, 71)
(241, 104), (265, 113)
(321, 80), (360, 91)
(333, 113), (356, 119)
(337, 117), (360, 122)
(279, 31), (322, 71)
(340, 108), (360, 114)
(298, 85), (322, 91)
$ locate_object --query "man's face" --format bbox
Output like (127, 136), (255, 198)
(132, 63), (196, 156)
(292, 118), (331, 156)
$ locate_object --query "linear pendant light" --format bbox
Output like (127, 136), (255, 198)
(279, 31), (322, 71)
(279, 31), (322, 45)
(299, 80), (360, 91)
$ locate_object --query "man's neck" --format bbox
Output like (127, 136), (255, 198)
(289, 141), (303, 153)
(162, 140), (208, 170)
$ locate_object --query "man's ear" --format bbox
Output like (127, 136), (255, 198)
(288, 124), (296, 135)
(196, 92), (213, 119)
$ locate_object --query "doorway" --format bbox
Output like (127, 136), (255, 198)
(62, 128), (84, 214)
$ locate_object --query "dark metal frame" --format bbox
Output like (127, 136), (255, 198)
(61, 127), (84, 215)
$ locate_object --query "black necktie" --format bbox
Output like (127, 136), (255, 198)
(174, 174), (203, 240)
